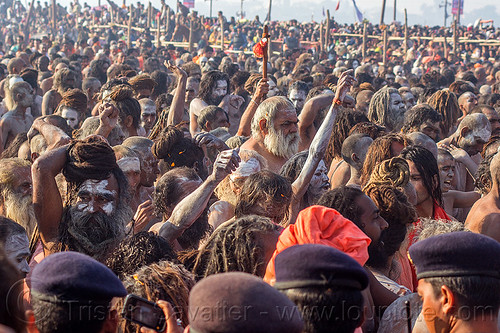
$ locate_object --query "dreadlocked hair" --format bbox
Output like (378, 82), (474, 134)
(317, 186), (365, 226)
(449, 80), (476, 96)
(348, 122), (386, 139)
(62, 135), (130, 204)
(234, 170), (292, 225)
(360, 133), (406, 186)
(198, 71), (229, 103)
(58, 88), (88, 115)
(428, 89), (459, 137)
(364, 157), (410, 188)
(400, 145), (443, 207)
(475, 154), (494, 195)
(148, 107), (170, 141)
(192, 215), (281, 280)
(367, 87), (399, 127)
(121, 260), (195, 331)
(109, 85), (141, 129)
(128, 73), (157, 94)
(151, 126), (204, 175)
(244, 73), (262, 95)
(106, 231), (178, 280)
(364, 185), (417, 260)
(325, 108), (368, 165)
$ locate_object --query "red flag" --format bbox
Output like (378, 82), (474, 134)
(252, 37), (268, 59)
(335, 0), (340, 11)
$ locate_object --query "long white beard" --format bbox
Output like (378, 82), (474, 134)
(264, 126), (300, 159)
(4, 191), (37, 239)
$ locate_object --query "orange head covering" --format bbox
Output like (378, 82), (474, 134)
(264, 205), (371, 284)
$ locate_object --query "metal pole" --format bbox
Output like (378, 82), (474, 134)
(444, 0), (448, 26)
(209, 0), (212, 18)
(380, 0), (386, 25)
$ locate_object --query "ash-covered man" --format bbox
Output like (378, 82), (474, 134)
(0, 81), (34, 153)
(368, 86), (406, 132)
(189, 70), (244, 136)
(33, 132), (134, 262)
(139, 98), (157, 136)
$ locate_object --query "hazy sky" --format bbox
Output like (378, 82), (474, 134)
(65, 0), (500, 27)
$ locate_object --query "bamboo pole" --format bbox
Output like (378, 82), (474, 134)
(188, 16), (194, 52)
(166, 6), (170, 40)
(157, 12), (161, 48)
(24, 0), (35, 39)
(452, 20), (457, 56)
(319, 21), (324, 53)
(403, 9), (408, 55)
(325, 10), (330, 51)
(380, 0), (386, 25)
(127, 5), (132, 48)
(219, 12), (224, 51)
(262, 25), (269, 98)
(52, 0), (56, 32)
(362, 22), (367, 59)
(383, 28), (388, 66)
(147, 2), (152, 29)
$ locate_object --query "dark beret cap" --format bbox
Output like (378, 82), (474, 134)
(31, 251), (127, 303)
(189, 272), (304, 333)
(409, 231), (500, 280)
(274, 244), (369, 290)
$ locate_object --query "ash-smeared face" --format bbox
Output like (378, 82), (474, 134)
(76, 178), (118, 216)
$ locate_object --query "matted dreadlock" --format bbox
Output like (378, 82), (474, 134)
(367, 86), (399, 129)
(121, 260), (195, 331)
(428, 89), (460, 138)
(192, 215), (281, 280)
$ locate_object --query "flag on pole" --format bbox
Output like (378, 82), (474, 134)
(335, 0), (340, 11)
(352, 0), (363, 22)
(451, 0), (463, 15)
(322, 6), (325, 17)
(183, 0), (194, 9)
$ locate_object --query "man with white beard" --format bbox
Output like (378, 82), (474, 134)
(240, 96), (300, 173)
(0, 158), (37, 243)
(33, 134), (133, 262)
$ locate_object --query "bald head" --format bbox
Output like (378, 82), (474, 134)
(407, 132), (438, 158)
(341, 134), (373, 170)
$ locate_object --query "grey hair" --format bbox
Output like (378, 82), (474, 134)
(250, 96), (294, 140)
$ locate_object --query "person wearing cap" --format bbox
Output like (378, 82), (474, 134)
(186, 272), (304, 333)
(26, 251), (128, 333)
(275, 244), (369, 333)
(409, 232), (500, 333)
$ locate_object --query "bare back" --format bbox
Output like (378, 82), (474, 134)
(465, 194), (500, 242)
(0, 111), (33, 149)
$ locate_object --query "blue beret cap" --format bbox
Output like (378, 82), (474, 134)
(31, 251), (127, 303)
(409, 232), (500, 280)
(274, 244), (369, 290)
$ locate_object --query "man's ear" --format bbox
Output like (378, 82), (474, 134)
(259, 118), (268, 136)
(460, 126), (470, 139)
(125, 115), (133, 128)
(25, 309), (39, 333)
(31, 152), (40, 162)
(351, 153), (359, 164)
(440, 285), (456, 316)
(204, 121), (212, 132)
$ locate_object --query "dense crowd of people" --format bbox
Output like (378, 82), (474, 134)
(0, 0), (499, 332)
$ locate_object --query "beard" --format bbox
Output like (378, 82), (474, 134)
(62, 202), (133, 261)
(206, 94), (225, 106)
(366, 238), (389, 270)
(3, 190), (36, 239)
(388, 109), (406, 131)
(263, 125), (300, 159)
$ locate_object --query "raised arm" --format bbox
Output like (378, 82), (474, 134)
(28, 117), (71, 150)
(288, 70), (355, 223)
(159, 149), (240, 243)
(165, 61), (187, 127)
(237, 78), (269, 136)
(298, 93), (335, 150)
(32, 145), (67, 246)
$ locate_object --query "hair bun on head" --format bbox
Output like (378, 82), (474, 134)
(63, 135), (117, 184)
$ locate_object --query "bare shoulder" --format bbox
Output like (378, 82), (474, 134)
(477, 213), (500, 243)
